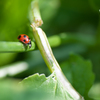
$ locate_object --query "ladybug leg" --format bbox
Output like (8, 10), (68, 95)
(19, 40), (28, 50)
(25, 43), (28, 46)
(28, 41), (32, 48)
(24, 43), (28, 50)
(19, 41), (26, 49)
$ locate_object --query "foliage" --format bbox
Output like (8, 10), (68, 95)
(20, 54), (94, 100)
(0, 79), (58, 100)
(60, 54), (95, 97)
(0, 0), (100, 99)
(0, 54), (94, 100)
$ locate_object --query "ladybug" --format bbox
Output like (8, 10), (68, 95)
(17, 34), (32, 48)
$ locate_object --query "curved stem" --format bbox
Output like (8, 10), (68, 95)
(31, 24), (84, 100)
(30, 0), (84, 99)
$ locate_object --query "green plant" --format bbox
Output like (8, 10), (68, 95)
(0, 0), (96, 100)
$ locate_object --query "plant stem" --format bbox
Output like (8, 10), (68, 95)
(0, 33), (95, 52)
(0, 41), (36, 52)
(31, 25), (84, 100)
(30, 0), (84, 99)
(29, 0), (43, 27)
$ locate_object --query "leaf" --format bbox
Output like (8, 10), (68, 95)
(20, 73), (74, 100)
(60, 54), (95, 98)
(0, 55), (94, 100)
(0, 79), (58, 100)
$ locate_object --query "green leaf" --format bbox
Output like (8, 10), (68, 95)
(20, 73), (75, 100)
(0, 79), (58, 100)
(60, 54), (95, 97)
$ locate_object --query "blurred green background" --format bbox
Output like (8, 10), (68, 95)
(0, 0), (100, 99)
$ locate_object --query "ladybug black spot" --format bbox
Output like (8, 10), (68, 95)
(18, 35), (21, 39)
(24, 35), (26, 38)
(23, 39), (26, 42)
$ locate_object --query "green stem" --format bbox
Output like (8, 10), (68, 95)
(0, 33), (95, 52)
(30, 0), (84, 99)
(29, 0), (43, 27)
(31, 24), (84, 100)
(0, 41), (35, 52)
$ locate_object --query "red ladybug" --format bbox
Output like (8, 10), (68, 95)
(18, 34), (31, 48)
